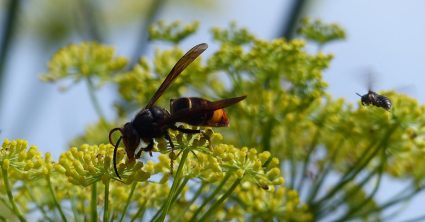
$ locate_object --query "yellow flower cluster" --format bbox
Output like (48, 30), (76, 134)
(0, 139), (50, 181)
(234, 185), (313, 221)
(210, 145), (284, 187)
(149, 20), (199, 44)
(57, 144), (150, 186)
(40, 42), (127, 87)
(297, 17), (346, 46)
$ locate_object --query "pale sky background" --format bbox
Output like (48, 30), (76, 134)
(1, 0), (425, 220)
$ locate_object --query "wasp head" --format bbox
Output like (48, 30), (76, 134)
(109, 122), (141, 179)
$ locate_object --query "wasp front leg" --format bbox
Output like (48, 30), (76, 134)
(137, 138), (154, 158)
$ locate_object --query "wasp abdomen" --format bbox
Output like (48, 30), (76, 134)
(170, 97), (229, 127)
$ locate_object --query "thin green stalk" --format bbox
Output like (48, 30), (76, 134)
(189, 173), (232, 222)
(307, 139), (343, 203)
(172, 177), (189, 204)
(163, 177), (190, 220)
(188, 182), (205, 207)
(131, 204), (146, 222)
(119, 181), (138, 222)
(0, 0), (21, 115)
(260, 118), (275, 152)
(297, 128), (320, 192)
(313, 144), (378, 210)
(103, 179), (110, 222)
(129, 0), (166, 67)
(288, 136), (296, 190)
(332, 153), (387, 221)
(198, 178), (241, 221)
(314, 126), (396, 208)
(91, 183), (98, 222)
(157, 149), (190, 222)
(46, 175), (67, 222)
(86, 76), (106, 120)
(2, 167), (26, 222)
(353, 182), (425, 219)
(23, 184), (52, 221)
(70, 197), (82, 222)
(0, 196), (12, 212)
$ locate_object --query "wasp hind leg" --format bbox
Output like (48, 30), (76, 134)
(171, 125), (201, 134)
(165, 133), (176, 175)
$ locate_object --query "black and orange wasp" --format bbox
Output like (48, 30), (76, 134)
(109, 43), (246, 179)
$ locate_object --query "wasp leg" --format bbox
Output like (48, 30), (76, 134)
(137, 139), (154, 158)
(165, 133), (175, 175)
(171, 125), (201, 134)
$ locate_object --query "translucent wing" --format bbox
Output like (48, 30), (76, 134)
(145, 43), (208, 109)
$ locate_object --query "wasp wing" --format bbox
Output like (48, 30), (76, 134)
(145, 43), (208, 109)
(168, 95), (246, 124)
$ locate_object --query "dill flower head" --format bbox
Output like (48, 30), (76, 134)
(211, 144), (284, 187)
(297, 17), (346, 46)
(234, 185), (313, 221)
(57, 144), (150, 186)
(41, 42), (127, 89)
(0, 139), (50, 181)
(149, 20), (199, 44)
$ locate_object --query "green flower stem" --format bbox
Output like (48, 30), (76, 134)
(157, 149), (190, 222)
(198, 178), (242, 221)
(103, 178), (110, 222)
(2, 167), (26, 222)
(91, 183), (98, 222)
(46, 175), (67, 222)
(131, 204), (146, 222)
(188, 182), (205, 207)
(319, 155), (384, 219)
(356, 184), (425, 219)
(86, 76), (106, 121)
(151, 178), (189, 222)
(189, 173), (232, 222)
(307, 139), (343, 203)
(313, 126), (397, 211)
(70, 198), (82, 222)
(297, 128), (320, 192)
(335, 156), (386, 222)
(260, 117), (275, 152)
(119, 181), (138, 222)
(24, 184), (51, 221)
(288, 137), (296, 189)
(172, 177), (189, 204)
(313, 143), (379, 210)
(0, 196), (12, 212)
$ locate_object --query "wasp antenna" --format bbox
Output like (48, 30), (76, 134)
(355, 93), (362, 97)
(113, 136), (123, 180)
(109, 127), (122, 145)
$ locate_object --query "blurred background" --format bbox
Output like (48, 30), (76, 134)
(1, 0), (424, 220)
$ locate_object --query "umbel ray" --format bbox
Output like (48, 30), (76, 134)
(109, 43), (246, 179)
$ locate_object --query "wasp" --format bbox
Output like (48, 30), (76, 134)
(356, 90), (392, 110)
(109, 43), (246, 179)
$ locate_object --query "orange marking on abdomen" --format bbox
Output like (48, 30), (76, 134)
(208, 109), (229, 126)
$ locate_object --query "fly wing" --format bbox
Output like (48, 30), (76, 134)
(145, 43), (208, 109)
(168, 96), (246, 123)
